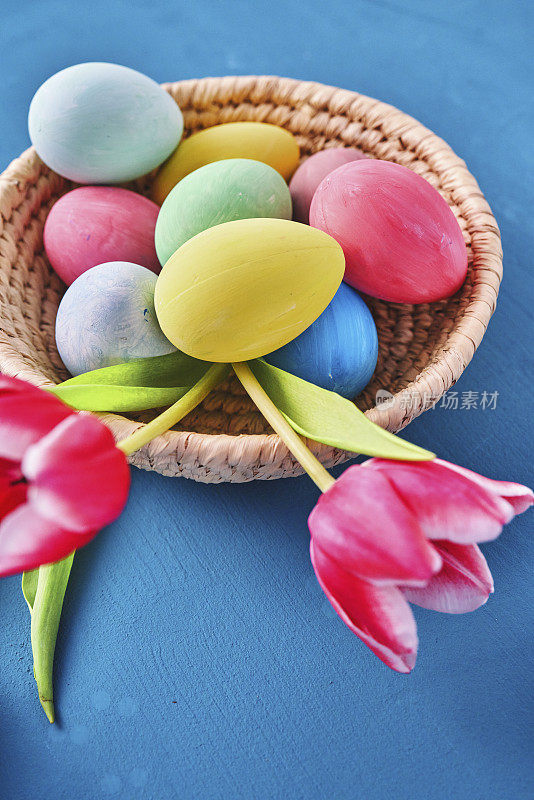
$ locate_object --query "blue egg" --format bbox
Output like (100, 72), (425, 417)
(29, 62), (183, 183)
(265, 283), (378, 398)
(55, 261), (176, 376)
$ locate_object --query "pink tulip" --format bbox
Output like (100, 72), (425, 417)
(0, 376), (130, 577)
(308, 458), (533, 672)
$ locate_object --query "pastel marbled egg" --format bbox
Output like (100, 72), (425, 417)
(29, 62), (183, 183)
(289, 147), (367, 223)
(55, 261), (176, 376)
(155, 159), (292, 265)
(265, 282), (378, 398)
(154, 218), (344, 363)
(44, 187), (160, 285)
(310, 159), (468, 304)
(152, 122), (300, 204)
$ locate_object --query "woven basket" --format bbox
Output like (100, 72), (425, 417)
(0, 75), (502, 483)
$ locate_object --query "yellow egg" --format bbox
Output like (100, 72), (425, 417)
(154, 218), (345, 363)
(152, 122), (300, 204)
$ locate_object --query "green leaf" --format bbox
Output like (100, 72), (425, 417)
(250, 359), (434, 461)
(22, 553), (75, 724)
(49, 350), (211, 411)
(22, 568), (39, 611)
(50, 384), (194, 412)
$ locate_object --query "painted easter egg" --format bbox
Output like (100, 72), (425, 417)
(29, 62), (183, 183)
(310, 160), (468, 304)
(155, 159), (292, 265)
(55, 261), (176, 376)
(44, 187), (160, 285)
(289, 147), (367, 223)
(154, 218), (345, 363)
(152, 122), (300, 204)
(265, 282), (378, 398)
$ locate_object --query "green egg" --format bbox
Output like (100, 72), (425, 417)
(154, 158), (292, 265)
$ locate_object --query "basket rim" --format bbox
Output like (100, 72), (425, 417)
(0, 74), (502, 481)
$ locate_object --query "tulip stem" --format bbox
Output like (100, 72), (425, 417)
(232, 361), (336, 493)
(22, 553), (75, 724)
(116, 363), (230, 457)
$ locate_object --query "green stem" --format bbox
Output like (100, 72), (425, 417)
(116, 363), (229, 456)
(232, 361), (335, 493)
(22, 554), (75, 724)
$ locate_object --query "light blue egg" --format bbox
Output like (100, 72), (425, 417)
(265, 282), (378, 398)
(55, 261), (176, 376)
(29, 62), (183, 183)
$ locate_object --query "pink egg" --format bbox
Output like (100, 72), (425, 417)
(310, 160), (468, 304)
(44, 186), (160, 284)
(289, 147), (367, 223)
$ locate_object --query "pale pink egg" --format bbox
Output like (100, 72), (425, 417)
(44, 186), (160, 284)
(310, 160), (468, 304)
(289, 147), (367, 224)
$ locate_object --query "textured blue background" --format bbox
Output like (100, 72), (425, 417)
(0, 1), (533, 798)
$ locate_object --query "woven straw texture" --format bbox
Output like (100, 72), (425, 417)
(0, 75), (502, 482)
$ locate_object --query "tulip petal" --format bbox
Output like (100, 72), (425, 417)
(308, 465), (441, 586)
(310, 540), (418, 673)
(433, 459), (534, 516)
(0, 478), (27, 521)
(22, 415), (130, 533)
(363, 458), (519, 544)
(0, 377), (72, 461)
(403, 541), (493, 613)
(0, 457), (23, 484)
(0, 502), (96, 577)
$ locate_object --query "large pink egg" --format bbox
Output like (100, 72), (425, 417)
(44, 186), (160, 284)
(289, 147), (367, 223)
(310, 160), (468, 303)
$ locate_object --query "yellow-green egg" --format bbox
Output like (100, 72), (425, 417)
(152, 122), (300, 204)
(154, 218), (345, 363)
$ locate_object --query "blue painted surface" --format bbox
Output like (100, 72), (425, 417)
(0, 1), (533, 798)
